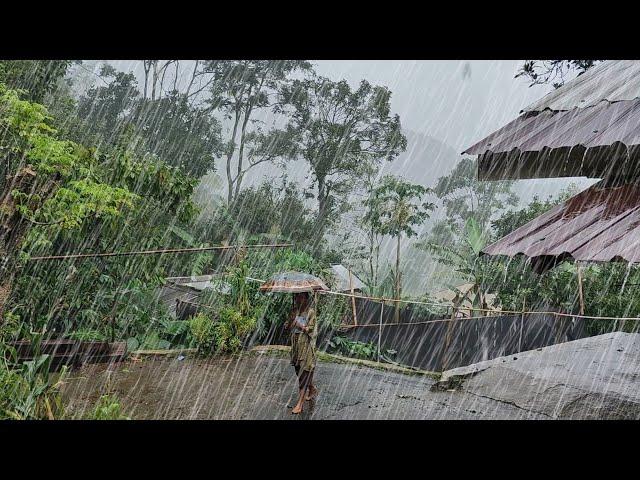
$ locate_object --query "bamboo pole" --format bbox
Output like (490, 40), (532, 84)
(576, 261), (585, 316)
(28, 243), (292, 261)
(241, 278), (640, 323)
(378, 301), (384, 362)
(519, 297), (525, 353)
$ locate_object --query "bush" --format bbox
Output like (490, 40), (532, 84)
(189, 312), (216, 354)
(91, 394), (129, 420)
(328, 336), (378, 360)
(213, 306), (256, 354)
(188, 306), (258, 355)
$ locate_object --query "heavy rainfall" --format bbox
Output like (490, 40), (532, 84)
(1, 59), (639, 420)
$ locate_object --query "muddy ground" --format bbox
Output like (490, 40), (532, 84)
(61, 351), (545, 419)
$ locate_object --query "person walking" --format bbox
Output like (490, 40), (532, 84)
(286, 292), (318, 414)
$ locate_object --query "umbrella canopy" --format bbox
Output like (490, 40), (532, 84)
(259, 271), (328, 293)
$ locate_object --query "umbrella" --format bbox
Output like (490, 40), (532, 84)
(259, 271), (328, 293)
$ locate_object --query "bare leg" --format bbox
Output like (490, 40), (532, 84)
(305, 370), (317, 400)
(291, 388), (306, 414)
(292, 370), (309, 414)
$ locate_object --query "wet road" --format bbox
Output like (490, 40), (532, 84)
(62, 352), (545, 419)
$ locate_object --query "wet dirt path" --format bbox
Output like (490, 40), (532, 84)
(61, 353), (545, 419)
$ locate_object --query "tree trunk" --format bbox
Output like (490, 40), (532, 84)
(232, 105), (253, 202)
(368, 232), (375, 290)
(313, 176), (329, 251)
(225, 109), (242, 205)
(142, 61), (151, 99)
(374, 240), (381, 290)
(151, 61), (158, 100)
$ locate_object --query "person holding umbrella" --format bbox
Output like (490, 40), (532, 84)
(286, 291), (318, 414)
(259, 271), (327, 414)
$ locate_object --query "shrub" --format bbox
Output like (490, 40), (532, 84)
(213, 306), (256, 354)
(328, 336), (393, 361)
(189, 312), (215, 354)
(92, 394), (129, 420)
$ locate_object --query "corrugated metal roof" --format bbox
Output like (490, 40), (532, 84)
(466, 99), (640, 155)
(166, 274), (230, 293)
(463, 60), (640, 181)
(524, 60), (640, 112)
(259, 272), (328, 293)
(482, 181), (640, 270)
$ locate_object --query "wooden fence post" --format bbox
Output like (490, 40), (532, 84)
(349, 268), (358, 326)
(576, 261), (585, 316)
(377, 301), (384, 363)
(519, 297), (525, 353)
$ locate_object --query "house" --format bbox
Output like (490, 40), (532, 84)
(327, 264), (366, 292)
(158, 274), (230, 320)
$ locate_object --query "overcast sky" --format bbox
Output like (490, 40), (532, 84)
(313, 60), (551, 152)
(104, 59), (551, 152)
(90, 60), (594, 195)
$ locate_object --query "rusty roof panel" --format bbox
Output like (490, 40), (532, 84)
(524, 61), (640, 112)
(464, 61), (640, 181)
(465, 100), (640, 156)
(482, 182), (640, 267)
(259, 271), (328, 293)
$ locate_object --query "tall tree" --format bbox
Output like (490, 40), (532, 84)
(204, 60), (311, 204)
(282, 76), (407, 239)
(74, 65), (222, 177)
(365, 176), (434, 319)
(75, 64), (140, 143)
(130, 91), (222, 177)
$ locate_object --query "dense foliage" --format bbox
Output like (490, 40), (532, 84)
(0, 346), (66, 420)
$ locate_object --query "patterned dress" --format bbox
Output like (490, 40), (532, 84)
(290, 307), (317, 372)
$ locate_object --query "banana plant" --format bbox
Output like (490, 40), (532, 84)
(419, 217), (497, 315)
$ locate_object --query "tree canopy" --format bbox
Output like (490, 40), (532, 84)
(281, 76), (407, 237)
